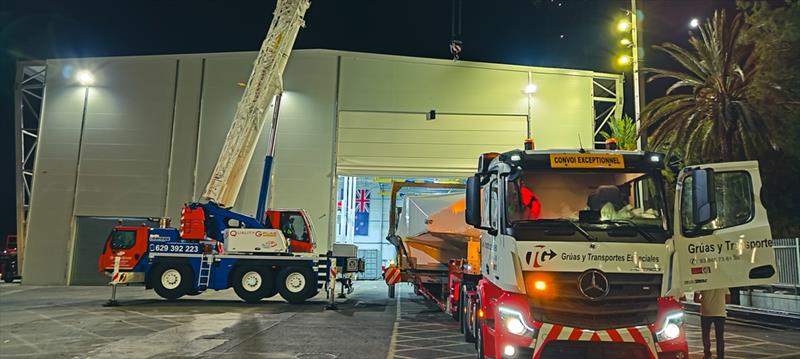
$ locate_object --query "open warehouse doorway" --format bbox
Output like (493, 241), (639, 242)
(69, 217), (149, 285)
(332, 109), (527, 279)
(335, 176), (464, 279)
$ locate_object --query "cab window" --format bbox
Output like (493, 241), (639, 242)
(110, 230), (136, 250)
(682, 171), (754, 236)
(489, 180), (499, 229)
(281, 212), (309, 242)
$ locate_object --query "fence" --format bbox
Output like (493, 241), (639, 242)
(775, 237), (800, 288)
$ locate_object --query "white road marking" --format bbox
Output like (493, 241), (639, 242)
(761, 352), (800, 359)
(386, 287), (401, 359)
(116, 308), (182, 325)
(0, 287), (36, 297)
(24, 309), (103, 338)
(4, 331), (45, 354)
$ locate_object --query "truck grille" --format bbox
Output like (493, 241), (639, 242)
(526, 271), (661, 330)
(540, 341), (650, 359)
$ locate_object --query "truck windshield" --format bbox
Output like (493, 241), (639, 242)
(110, 230), (136, 250)
(506, 169), (668, 243)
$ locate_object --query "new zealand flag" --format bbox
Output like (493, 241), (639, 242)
(354, 189), (370, 236)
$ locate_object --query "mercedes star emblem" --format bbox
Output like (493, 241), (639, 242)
(578, 270), (610, 300)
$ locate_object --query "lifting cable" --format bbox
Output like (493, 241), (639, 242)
(449, 0), (463, 60)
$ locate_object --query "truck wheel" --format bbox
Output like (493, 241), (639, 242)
(277, 266), (316, 304)
(232, 266), (274, 303)
(2, 264), (13, 283)
(474, 299), (482, 351)
(458, 292), (465, 331)
(152, 263), (193, 301)
(476, 313), (485, 359)
(463, 299), (475, 343)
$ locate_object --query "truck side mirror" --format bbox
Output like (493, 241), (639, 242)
(465, 175), (482, 227)
(691, 168), (716, 226)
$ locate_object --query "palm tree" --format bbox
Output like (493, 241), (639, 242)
(600, 115), (638, 150)
(641, 10), (781, 162)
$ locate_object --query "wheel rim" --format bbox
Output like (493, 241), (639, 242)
(285, 272), (306, 293)
(161, 269), (181, 290)
(241, 271), (262, 292)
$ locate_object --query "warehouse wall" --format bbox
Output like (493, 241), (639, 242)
(23, 50), (616, 285)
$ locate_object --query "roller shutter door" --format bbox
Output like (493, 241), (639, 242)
(336, 111), (527, 177)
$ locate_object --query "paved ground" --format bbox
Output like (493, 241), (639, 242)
(1, 281), (799, 358)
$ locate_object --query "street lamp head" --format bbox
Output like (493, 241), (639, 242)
(689, 18), (700, 28)
(76, 70), (95, 86)
(620, 38), (632, 46)
(617, 54), (632, 66)
(617, 19), (631, 32)
(523, 83), (538, 94)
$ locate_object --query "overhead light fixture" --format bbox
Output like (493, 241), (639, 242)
(689, 18), (700, 28)
(523, 83), (537, 94)
(617, 55), (632, 66)
(76, 70), (95, 86)
(620, 38), (632, 46)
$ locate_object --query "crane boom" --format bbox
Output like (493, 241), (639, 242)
(203, 0), (311, 207)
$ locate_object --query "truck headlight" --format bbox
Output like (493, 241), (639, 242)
(499, 306), (535, 336)
(656, 312), (683, 342)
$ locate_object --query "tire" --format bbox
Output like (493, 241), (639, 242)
(232, 266), (275, 303)
(476, 311), (485, 359)
(452, 294), (460, 322)
(276, 266), (317, 304)
(474, 299), (482, 351)
(152, 263), (193, 301)
(463, 296), (475, 343)
(458, 291), (465, 332)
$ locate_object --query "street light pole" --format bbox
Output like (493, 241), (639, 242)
(631, 0), (646, 150)
(628, 0), (649, 218)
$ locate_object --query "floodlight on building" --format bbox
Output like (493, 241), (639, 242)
(76, 70), (95, 86)
(617, 19), (631, 32)
(689, 18), (700, 28)
(617, 54), (632, 66)
(523, 83), (538, 94)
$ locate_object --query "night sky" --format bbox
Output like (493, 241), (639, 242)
(0, 0), (737, 241)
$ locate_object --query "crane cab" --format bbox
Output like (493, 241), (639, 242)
(265, 209), (316, 253)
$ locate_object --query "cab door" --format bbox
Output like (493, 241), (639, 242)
(674, 161), (777, 293)
(272, 210), (314, 253)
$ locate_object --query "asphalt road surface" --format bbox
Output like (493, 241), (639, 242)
(1, 281), (798, 358)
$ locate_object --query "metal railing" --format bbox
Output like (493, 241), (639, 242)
(775, 237), (800, 288)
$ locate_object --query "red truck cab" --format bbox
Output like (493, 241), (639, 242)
(98, 226), (149, 272)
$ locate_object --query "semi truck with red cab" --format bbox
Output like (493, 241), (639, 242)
(390, 145), (777, 358)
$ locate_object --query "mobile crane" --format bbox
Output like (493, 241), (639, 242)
(98, 0), (363, 304)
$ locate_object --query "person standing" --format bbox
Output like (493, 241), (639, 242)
(694, 288), (731, 359)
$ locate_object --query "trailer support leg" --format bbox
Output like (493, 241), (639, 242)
(325, 262), (338, 310)
(388, 284), (395, 299)
(103, 284), (120, 307)
(103, 255), (122, 307)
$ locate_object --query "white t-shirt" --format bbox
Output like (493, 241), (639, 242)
(700, 288), (730, 317)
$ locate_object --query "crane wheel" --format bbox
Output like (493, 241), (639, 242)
(276, 266), (317, 304)
(152, 263), (193, 301)
(232, 266), (275, 303)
